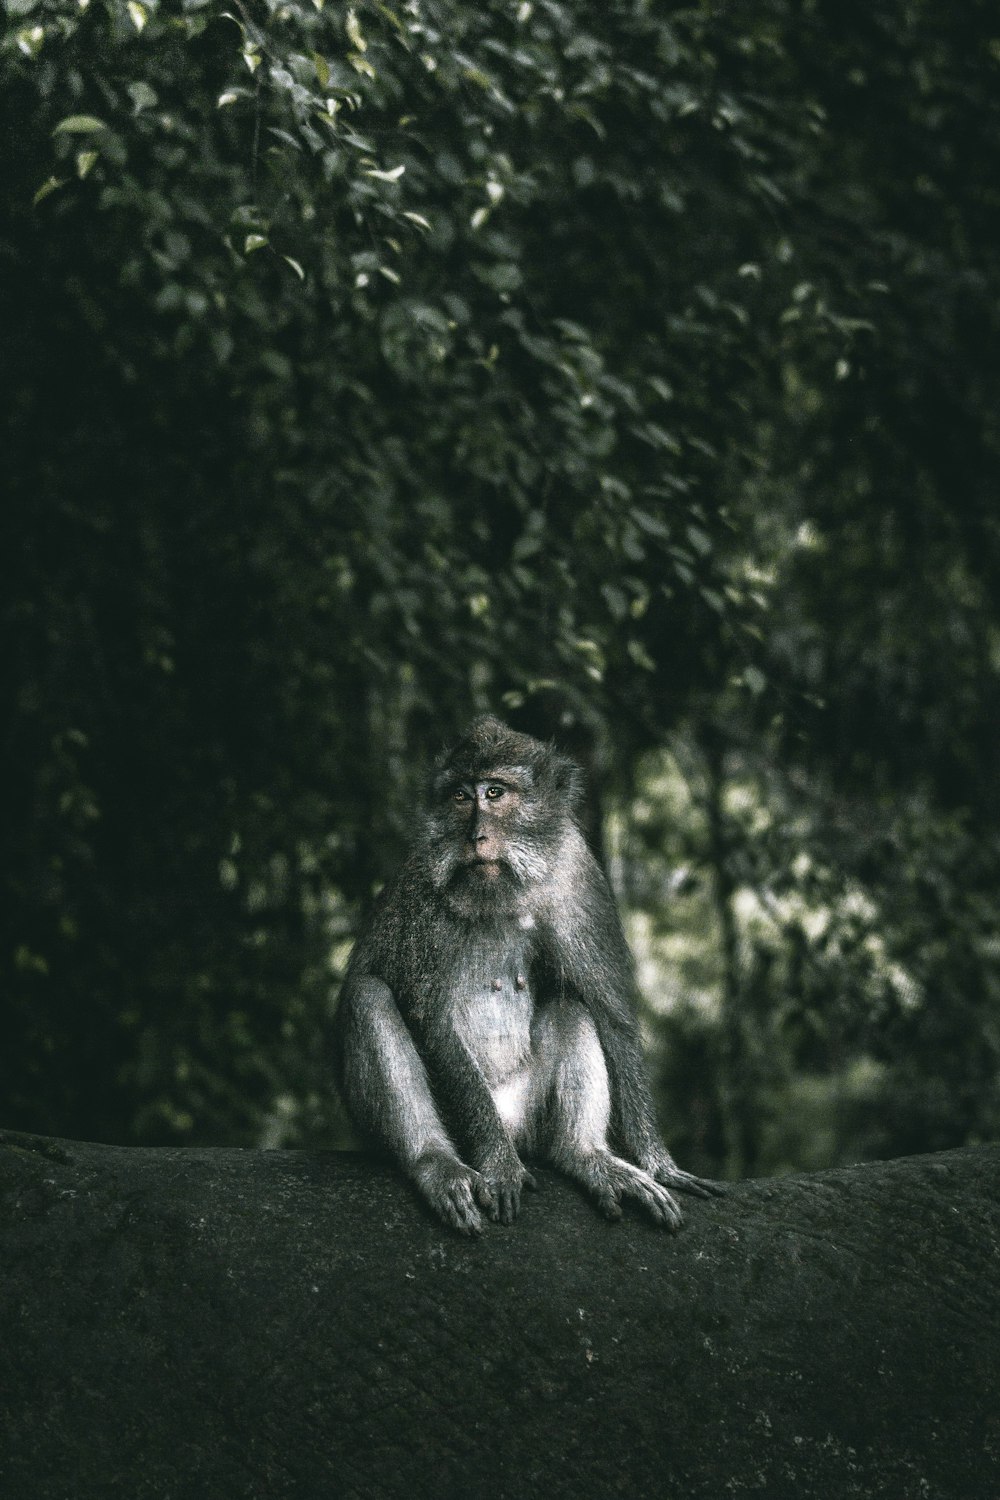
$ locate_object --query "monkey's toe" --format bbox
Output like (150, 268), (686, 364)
(609, 1161), (683, 1229)
(640, 1184), (683, 1231)
(658, 1168), (726, 1199)
(594, 1189), (623, 1222)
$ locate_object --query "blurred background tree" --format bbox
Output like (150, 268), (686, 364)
(2, 0), (998, 1176)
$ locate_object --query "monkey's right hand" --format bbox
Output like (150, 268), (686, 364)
(478, 1147), (538, 1227)
(412, 1149), (495, 1236)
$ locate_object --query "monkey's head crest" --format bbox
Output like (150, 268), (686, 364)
(432, 715), (583, 810)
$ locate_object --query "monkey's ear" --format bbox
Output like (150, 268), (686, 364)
(549, 749), (585, 811)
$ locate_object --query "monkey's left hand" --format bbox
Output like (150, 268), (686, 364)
(644, 1151), (727, 1199)
(478, 1145), (539, 1226)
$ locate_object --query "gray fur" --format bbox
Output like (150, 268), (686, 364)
(332, 715), (723, 1234)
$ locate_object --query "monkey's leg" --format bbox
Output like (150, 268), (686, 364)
(339, 976), (494, 1235)
(536, 1003), (684, 1231)
(583, 1012), (726, 1200)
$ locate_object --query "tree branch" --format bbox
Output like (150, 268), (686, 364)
(2, 1131), (998, 1499)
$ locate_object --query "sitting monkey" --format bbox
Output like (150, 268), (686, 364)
(333, 715), (721, 1234)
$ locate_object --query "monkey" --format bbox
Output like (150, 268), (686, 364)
(332, 715), (723, 1235)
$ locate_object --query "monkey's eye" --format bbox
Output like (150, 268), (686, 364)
(452, 788), (470, 803)
(485, 784), (505, 800)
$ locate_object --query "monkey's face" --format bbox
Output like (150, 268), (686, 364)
(424, 719), (582, 918)
(426, 769), (555, 915)
(451, 779), (521, 880)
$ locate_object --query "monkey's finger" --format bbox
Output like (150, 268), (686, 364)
(482, 1180), (507, 1223)
(498, 1187), (521, 1225)
(522, 1169), (539, 1192)
(443, 1176), (488, 1235)
(445, 1197), (483, 1236)
(473, 1177), (495, 1212)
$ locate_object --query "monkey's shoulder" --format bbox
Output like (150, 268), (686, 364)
(347, 859), (466, 991)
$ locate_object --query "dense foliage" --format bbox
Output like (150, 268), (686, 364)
(3, 0), (999, 1172)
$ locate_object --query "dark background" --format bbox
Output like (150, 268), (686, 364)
(3, 0), (998, 1180)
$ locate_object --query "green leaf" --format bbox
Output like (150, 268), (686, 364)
(128, 81), (158, 113)
(53, 115), (109, 135)
(601, 584), (629, 620)
(627, 640), (656, 672)
(32, 175), (66, 206)
(473, 261), (522, 294)
(346, 8), (366, 51)
(14, 946), (49, 977)
(363, 164), (405, 182)
(16, 23), (45, 55)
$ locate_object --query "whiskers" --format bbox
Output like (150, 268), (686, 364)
(503, 841), (550, 884)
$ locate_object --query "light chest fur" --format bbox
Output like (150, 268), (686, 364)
(447, 930), (536, 1089)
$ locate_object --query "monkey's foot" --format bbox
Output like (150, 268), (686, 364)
(570, 1152), (683, 1231)
(412, 1150), (494, 1236)
(648, 1156), (728, 1199)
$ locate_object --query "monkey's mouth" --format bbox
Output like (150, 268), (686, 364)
(462, 857), (508, 879)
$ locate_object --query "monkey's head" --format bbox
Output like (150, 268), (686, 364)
(423, 716), (584, 917)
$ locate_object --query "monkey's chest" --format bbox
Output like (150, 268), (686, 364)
(454, 977), (535, 1086)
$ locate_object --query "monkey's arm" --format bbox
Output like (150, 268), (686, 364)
(409, 1011), (537, 1225)
(339, 876), (536, 1225)
(333, 970), (499, 1234)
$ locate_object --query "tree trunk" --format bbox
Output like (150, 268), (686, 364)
(2, 1130), (998, 1499)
